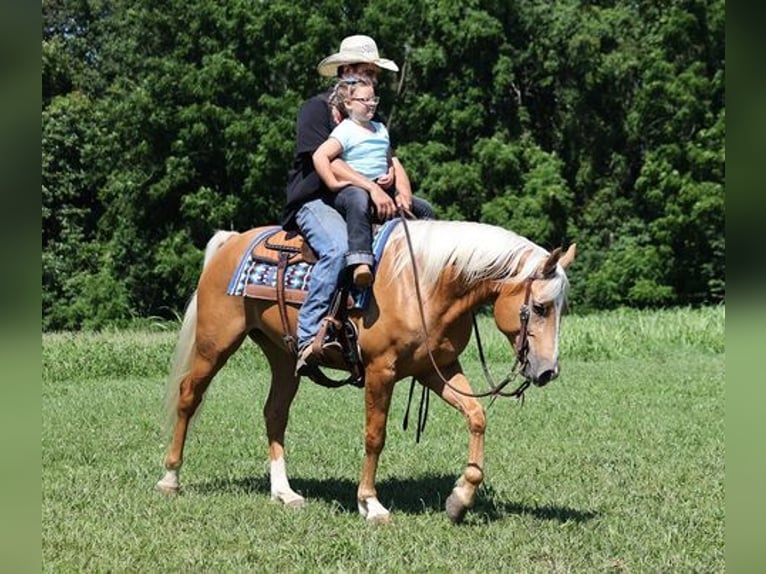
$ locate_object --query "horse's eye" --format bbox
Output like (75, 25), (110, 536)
(532, 303), (547, 317)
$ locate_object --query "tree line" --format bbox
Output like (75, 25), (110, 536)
(42, 0), (725, 330)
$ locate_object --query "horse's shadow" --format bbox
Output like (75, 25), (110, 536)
(193, 473), (598, 524)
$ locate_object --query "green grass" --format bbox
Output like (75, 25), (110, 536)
(42, 306), (724, 572)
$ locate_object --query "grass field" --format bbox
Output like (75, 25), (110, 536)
(42, 306), (724, 572)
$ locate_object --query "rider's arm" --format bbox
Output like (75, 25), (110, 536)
(329, 160), (380, 193)
(327, 159), (397, 220)
(391, 156), (414, 212)
(312, 138), (350, 191)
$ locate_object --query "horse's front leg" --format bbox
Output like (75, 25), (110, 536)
(423, 363), (486, 523)
(357, 369), (395, 524)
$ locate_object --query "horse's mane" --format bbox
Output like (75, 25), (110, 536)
(388, 220), (568, 302)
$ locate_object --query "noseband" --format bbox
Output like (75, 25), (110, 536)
(513, 275), (535, 370)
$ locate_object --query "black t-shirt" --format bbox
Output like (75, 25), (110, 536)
(281, 91), (335, 228)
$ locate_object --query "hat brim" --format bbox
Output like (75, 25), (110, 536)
(317, 54), (399, 77)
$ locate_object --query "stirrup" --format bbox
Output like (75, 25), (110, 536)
(294, 339), (344, 376)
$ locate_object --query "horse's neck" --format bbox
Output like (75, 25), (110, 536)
(428, 276), (499, 326)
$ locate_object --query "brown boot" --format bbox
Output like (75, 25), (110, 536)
(353, 264), (373, 288)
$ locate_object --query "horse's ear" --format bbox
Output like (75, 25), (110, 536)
(541, 244), (577, 277)
(558, 243), (577, 270)
(541, 247), (562, 278)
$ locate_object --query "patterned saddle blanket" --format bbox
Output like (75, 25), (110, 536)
(226, 220), (401, 308)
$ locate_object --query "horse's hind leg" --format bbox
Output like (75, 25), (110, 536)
(157, 302), (247, 494)
(250, 332), (304, 508)
(421, 363), (486, 524)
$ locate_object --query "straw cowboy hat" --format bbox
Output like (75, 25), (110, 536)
(317, 35), (400, 77)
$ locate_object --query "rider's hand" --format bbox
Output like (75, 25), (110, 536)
(394, 189), (414, 216)
(376, 167), (395, 190)
(369, 185), (396, 220)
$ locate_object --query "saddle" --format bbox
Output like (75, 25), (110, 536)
(249, 229), (364, 388)
(253, 229), (317, 266)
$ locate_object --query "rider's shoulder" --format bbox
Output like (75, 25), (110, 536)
(302, 91), (331, 110)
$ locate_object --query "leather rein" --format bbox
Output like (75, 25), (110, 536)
(397, 211), (536, 403)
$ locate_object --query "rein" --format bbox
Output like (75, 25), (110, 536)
(397, 211), (535, 403)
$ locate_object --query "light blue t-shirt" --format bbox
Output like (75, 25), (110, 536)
(329, 119), (390, 180)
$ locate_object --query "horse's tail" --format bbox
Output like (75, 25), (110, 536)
(163, 229), (238, 436)
(204, 229), (238, 266)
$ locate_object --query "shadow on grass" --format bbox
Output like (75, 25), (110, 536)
(193, 473), (597, 524)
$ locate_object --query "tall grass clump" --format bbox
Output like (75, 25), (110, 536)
(561, 305), (724, 360)
(44, 306), (724, 383)
(42, 325), (269, 383)
(42, 330), (178, 382)
(462, 305), (723, 365)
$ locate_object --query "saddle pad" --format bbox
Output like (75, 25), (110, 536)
(226, 219), (402, 309)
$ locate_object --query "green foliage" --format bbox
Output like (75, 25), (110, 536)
(42, 0), (725, 328)
(480, 134), (574, 247)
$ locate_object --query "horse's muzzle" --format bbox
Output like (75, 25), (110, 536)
(529, 364), (559, 387)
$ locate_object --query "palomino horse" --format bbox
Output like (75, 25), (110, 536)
(157, 220), (575, 523)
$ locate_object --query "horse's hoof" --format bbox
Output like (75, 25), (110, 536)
(445, 493), (469, 524)
(156, 470), (179, 494)
(272, 491), (306, 508)
(358, 497), (391, 524)
(285, 497), (306, 509)
(155, 482), (179, 495)
(367, 512), (392, 525)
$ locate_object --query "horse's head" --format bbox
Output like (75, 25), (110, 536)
(493, 244), (576, 386)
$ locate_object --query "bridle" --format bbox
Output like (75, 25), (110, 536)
(472, 276), (536, 400)
(399, 213), (543, 441)
(398, 212), (538, 403)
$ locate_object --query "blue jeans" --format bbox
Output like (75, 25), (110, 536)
(333, 186), (435, 267)
(332, 186), (376, 267)
(294, 198), (348, 349)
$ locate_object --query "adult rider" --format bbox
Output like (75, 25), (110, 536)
(281, 35), (417, 373)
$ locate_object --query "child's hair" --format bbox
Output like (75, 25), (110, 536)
(329, 75), (374, 118)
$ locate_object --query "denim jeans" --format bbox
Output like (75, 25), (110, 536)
(332, 186), (375, 267)
(332, 186), (435, 267)
(409, 196), (436, 219)
(294, 198), (349, 349)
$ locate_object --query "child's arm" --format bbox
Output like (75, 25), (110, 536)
(312, 138), (351, 191)
(329, 162), (397, 220)
(314, 137), (397, 219)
